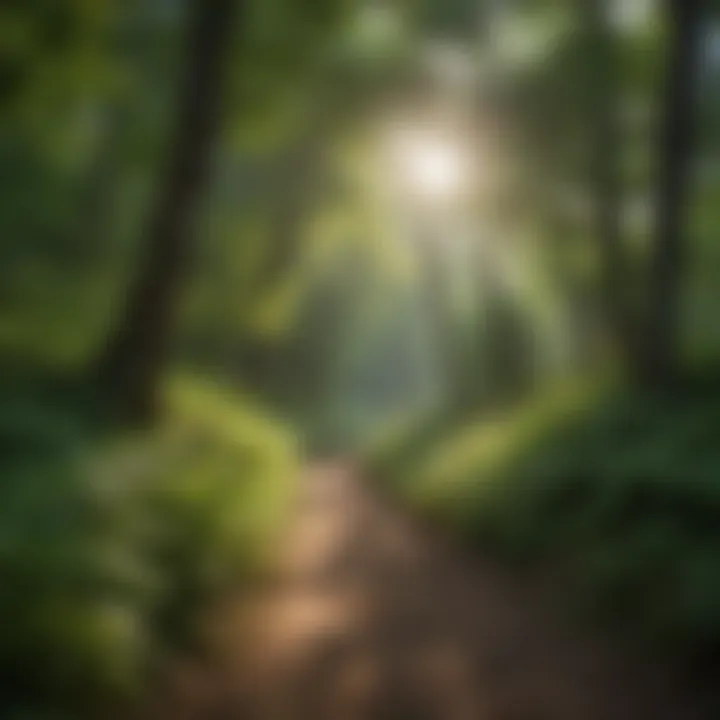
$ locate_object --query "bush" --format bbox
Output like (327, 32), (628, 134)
(377, 377), (720, 657)
(0, 377), (295, 717)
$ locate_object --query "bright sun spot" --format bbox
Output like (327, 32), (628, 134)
(391, 129), (468, 201)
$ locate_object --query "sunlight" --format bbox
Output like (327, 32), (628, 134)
(407, 137), (465, 198)
(389, 127), (470, 204)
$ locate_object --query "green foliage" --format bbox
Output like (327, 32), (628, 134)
(1, 0), (718, 710)
(0, 0), (117, 118)
(0, 376), (295, 717)
(377, 373), (720, 656)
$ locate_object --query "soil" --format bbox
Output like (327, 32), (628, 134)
(141, 461), (710, 720)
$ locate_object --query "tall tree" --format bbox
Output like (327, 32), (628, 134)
(643, 0), (703, 385)
(584, 0), (633, 364)
(95, 0), (238, 421)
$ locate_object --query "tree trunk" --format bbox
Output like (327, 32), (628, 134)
(643, 0), (703, 386)
(585, 0), (634, 365)
(95, 0), (238, 422)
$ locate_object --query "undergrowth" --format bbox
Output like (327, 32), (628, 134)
(371, 374), (720, 660)
(0, 372), (295, 718)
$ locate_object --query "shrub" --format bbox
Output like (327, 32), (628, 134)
(379, 378), (720, 657)
(0, 377), (294, 717)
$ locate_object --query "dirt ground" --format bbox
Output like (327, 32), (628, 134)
(142, 462), (710, 720)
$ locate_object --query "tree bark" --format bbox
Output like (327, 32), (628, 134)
(585, 0), (634, 365)
(95, 0), (238, 422)
(643, 0), (703, 386)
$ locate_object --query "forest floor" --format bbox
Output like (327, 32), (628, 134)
(142, 462), (709, 720)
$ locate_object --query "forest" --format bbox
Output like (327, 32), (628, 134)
(2, 0), (720, 718)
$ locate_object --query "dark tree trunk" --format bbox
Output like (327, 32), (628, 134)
(585, 0), (634, 364)
(95, 0), (238, 422)
(643, 0), (703, 386)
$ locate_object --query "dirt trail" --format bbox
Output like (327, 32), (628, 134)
(144, 462), (705, 719)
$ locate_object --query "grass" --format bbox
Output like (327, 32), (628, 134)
(369, 372), (720, 660)
(0, 370), (297, 719)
